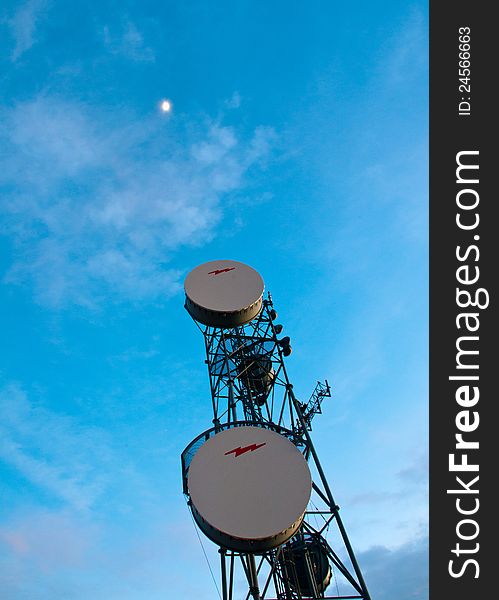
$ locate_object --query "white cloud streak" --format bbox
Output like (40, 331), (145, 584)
(5, 0), (47, 62)
(101, 19), (155, 62)
(0, 96), (274, 307)
(0, 384), (113, 511)
(0, 506), (221, 599)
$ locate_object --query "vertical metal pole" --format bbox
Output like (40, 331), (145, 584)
(218, 548), (228, 600)
(228, 552), (235, 600)
(228, 378), (237, 423)
(279, 549), (295, 599)
(303, 548), (320, 598)
(248, 553), (261, 600)
(220, 549), (228, 600)
(289, 385), (372, 600)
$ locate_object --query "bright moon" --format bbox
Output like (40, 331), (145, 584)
(160, 99), (172, 112)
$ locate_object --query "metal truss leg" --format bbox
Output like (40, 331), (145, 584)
(248, 554), (261, 600)
(289, 387), (372, 600)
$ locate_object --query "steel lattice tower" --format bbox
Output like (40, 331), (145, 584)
(181, 261), (371, 600)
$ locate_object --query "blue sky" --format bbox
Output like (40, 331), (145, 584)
(0, 1), (428, 598)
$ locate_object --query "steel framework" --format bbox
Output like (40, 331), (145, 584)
(182, 294), (372, 600)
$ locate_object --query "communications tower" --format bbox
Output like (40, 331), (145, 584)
(181, 260), (371, 600)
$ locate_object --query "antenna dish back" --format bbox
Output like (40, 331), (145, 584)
(184, 260), (264, 328)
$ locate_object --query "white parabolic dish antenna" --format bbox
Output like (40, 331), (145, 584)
(184, 260), (264, 328)
(187, 426), (312, 552)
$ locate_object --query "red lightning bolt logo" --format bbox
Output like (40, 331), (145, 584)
(225, 442), (266, 458)
(208, 267), (236, 276)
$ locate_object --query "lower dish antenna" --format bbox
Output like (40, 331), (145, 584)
(187, 426), (311, 552)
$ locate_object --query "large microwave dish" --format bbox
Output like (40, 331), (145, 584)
(187, 426), (311, 552)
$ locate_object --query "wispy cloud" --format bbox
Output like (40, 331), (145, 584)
(397, 451), (428, 486)
(0, 379), (220, 596)
(0, 505), (221, 599)
(225, 91), (242, 109)
(381, 8), (428, 86)
(357, 536), (428, 600)
(0, 509), (97, 569)
(4, 0), (47, 62)
(0, 383), (113, 511)
(101, 19), (155, 62)
(347, 450), (428, 509)
(0, 96), (274, 307)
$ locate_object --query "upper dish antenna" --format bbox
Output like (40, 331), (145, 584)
(184, 260), (264, 328)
